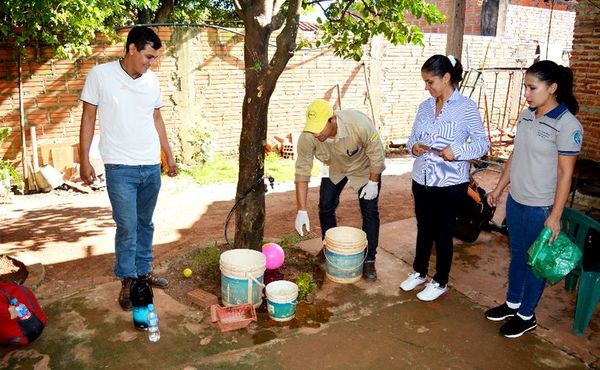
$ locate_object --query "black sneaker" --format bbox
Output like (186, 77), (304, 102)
(362, 261), (377, 281)
(485, 303), (518, 321)
(140, 272), (169, 289)
(118, 278), (133, 311)
(500, 315), (537, 338)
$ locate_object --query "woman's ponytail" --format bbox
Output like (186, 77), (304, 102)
(526, 60), (579, 115)
(556, 66), (579, 115)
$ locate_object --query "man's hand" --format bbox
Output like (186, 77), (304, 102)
(359, 180), (379, 200)
(80, 161), (96, 185)
(165, 156), (177, 177)
(295, 210), (310, 236)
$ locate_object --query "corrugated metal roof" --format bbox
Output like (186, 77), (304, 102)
(299, 21), (320, 32)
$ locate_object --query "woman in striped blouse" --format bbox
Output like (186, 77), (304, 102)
(400, 54), (490, 301)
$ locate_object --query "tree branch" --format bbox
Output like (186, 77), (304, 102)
(360, 0), (376, 15)
(154, 0), (176, 23)
(263, 0), (302, 91)
(273, 0), (285, 15)
(336, 1), (354, 22)
(270, 0), (287, 30)
(233, 0), (244, 18)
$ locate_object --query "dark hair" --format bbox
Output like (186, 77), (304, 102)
(421, 54), (463, 88)
(125, 26), (162, 53)
(526, 60), (579, 115)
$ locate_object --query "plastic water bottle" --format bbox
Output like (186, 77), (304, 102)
(146, 304), (160, 342)
(10, 298), (32, 320)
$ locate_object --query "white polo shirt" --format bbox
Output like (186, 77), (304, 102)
(510, 103), (583, 206)
(80, 60), (163, 165)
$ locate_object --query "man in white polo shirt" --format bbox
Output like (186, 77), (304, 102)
(79, 26), (177, 311)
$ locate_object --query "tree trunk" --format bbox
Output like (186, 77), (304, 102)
(233, 0), (302, 250)
(233, 17), (272, 250)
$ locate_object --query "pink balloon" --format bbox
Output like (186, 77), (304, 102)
(262, 243), (285, 270)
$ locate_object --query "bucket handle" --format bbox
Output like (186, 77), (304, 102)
(324, 243), (368, 272)
(246, 272), (265, 304)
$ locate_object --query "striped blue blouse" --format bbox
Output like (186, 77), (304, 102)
(407, 89), (490, 187)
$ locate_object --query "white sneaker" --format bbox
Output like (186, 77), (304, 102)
(400, 272), (427, 291)
(416, 280), (448, 301)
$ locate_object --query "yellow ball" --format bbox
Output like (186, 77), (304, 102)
(183, 268), (193, 278)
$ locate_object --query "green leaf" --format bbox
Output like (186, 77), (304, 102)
(315, 0), (445, 60)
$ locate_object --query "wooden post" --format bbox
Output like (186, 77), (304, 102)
(446, 0), (466, 61)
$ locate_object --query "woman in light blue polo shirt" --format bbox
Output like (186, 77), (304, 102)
(400, 55), (489, 301)
(485, 60), (583, 338)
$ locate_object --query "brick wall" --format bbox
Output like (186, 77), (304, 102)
(570, 1), (600, 161)
(0, 3), (578, 170)
(416, 0), (573, 35)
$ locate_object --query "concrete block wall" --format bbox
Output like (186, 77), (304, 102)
(0, 3), (579, 169)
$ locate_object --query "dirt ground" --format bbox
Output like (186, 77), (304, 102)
(0, 155), (421, 303)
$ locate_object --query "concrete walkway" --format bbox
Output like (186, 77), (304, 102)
(1, 157), (597, 369)
(1, 219), (597, 369)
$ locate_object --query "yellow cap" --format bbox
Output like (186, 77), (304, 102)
(304, 99), (333, 133)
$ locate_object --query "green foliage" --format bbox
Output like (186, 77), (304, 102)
(0, 0), (154, 58)
(309, 0), (446, 61)
(186, 121), (215, 165)
(190, 243), (220, 271)
(170, 0), (239, 26)
(0, 0), (239, 59)
(278, 234), (303, 249)
(295, 272), (317, 301)
(0, 127), (22, 192)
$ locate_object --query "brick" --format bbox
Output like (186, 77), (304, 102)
(186, 288), (219, 309)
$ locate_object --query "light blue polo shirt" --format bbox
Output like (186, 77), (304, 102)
(510, 103), (583, 207)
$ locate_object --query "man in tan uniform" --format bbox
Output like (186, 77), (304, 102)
(294, 99), (386, 281)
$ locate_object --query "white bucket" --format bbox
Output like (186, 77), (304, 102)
(219, 249), (266, 308)
(324, 226), (367, 284)
(265, 280), (299, 322)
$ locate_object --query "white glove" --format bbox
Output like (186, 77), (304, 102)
(295, 210), (310, 236)
(359, 180), (379, 200)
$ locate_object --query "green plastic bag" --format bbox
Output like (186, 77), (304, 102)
(528, 227), (583, 284)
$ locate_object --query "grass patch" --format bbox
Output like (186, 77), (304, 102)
(184, 155), (238, 184)
(190, 243), (221, 270)
(278, 234), (303, 249)
(183, 153), (322, 185)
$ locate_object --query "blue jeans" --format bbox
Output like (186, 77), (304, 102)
(319, 177), (380, 261)
(105, 164), (161, 280)
(505, 194), (551, 316)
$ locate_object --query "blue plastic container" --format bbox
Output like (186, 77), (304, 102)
(220, 249), (266, 308)
(324, 226), (367, 284)
(266, 280), (298, 322)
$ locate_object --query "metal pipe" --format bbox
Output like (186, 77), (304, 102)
(17, 54), (29, 190)
(361, 62), (377, 128)
(500, 72), (513, 132)
(546, 0), (555, 59)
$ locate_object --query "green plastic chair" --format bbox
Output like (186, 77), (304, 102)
(561, 207), (600, 336)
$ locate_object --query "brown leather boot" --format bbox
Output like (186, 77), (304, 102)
(118, 278), (133, 311)
(140, 272), (169, 289)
